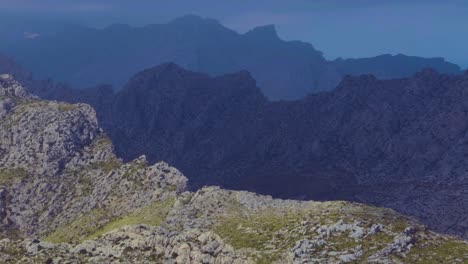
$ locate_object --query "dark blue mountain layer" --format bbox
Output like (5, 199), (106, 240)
(1, 15), (461, 100)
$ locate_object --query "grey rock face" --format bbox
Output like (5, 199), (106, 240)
(0, 76), (98, 176)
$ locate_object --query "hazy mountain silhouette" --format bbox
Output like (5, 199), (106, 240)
(1, 15), (461, 100)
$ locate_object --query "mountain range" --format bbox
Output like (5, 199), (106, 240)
(9, 59), (463, 242)
(1, 74), (467, 263)
(0, 15), (462, 100)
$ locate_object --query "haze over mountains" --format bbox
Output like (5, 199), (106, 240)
(0, 15), (462, 100)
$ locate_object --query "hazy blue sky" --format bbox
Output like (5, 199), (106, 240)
(1, 0), (467, 67)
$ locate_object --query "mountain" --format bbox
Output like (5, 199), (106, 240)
(22, 63), (468, 241)
(1, 15), (461, 100)
(1, 74), (467, 263)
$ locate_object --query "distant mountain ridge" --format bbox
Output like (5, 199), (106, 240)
(0, 15), (461, 100)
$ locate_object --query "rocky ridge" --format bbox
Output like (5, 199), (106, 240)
(0, 75), (467, 263)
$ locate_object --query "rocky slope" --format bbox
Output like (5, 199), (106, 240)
(1, 15), (461, 100)
(1, 75), (467, 263)
(22, 64), (468, 241)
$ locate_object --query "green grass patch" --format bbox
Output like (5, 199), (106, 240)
(214, 211), (311, 263)
(85, 198), (175, 240)
(57, 103), (78, 112)
(45, 208), (112, 244)
(406, 237), (468, 263)
(122, 161), (147, 179)
(0, 168), (29, 186)
(77, 177), (94, 196)
(89, 158), (122, 173)
(91, 134), (114, 151)
(167, 185), (178, 192)
(0, 241), (27, 261)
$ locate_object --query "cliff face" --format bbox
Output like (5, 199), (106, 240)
(1, 15), (461, 100)
(0, 74), (467, 263)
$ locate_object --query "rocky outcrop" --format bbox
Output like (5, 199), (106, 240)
(0, 75), (467, 263)
(1, 15), (461, 100)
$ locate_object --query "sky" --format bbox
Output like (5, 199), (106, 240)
(0, 0), (467, 68)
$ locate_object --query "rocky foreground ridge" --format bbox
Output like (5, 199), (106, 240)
(0, 75), (467, 263)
